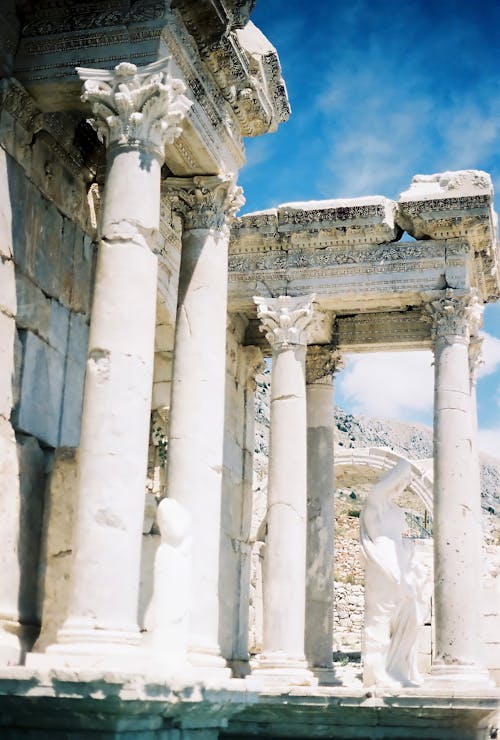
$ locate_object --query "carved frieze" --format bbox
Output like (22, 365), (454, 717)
(166, 175), (245, 231)
(76, 58), (192, 155)
(254, 294), (316, 349)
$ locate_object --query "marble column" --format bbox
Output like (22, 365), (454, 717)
(31, 60), (191, 666)
(164, 175), (244, 676)
(250, 295), (317, 686)
(305, 345), (343, 683)
(426, 290), (491, 685)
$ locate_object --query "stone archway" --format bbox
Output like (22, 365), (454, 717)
(334, 447), (433, 512)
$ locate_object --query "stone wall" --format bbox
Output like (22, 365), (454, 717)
(0, 79), (96, 654)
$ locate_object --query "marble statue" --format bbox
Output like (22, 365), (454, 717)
(360, 460), (424, 687)
(146, 498), (191, 669)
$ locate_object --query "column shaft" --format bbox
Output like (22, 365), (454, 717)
(57, 147), (159, 649)
(250, 295), (316, 686)
(29, 59), (191, 665)
(429, 291), (491, 684)
(167, 228), (228, 669)
(165, 176), (243, 675)
(305, 379), (334, 670)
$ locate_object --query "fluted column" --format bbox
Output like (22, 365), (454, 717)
(305, 345), (343, 683)
(426, 290), (491, 685)
(164, 175), (244, 677)
(31, 60), (191, 666)
(250, 295), (317, 686)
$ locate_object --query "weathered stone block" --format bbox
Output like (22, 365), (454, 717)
(59, 218), (76, 308)
(153, 351), (172, 383)
(151, 380), (171, 411)
(35, 447), (76, 652)
(33, 198), (63, 298)
(15, 271), (51, 339)
(71, 231), (95, 315)
(0, 257), (16, 316)
(48, 299), (69, 355)
(15, 331), (64, 448)
(59, 312), (88, 447)
(0, 311), (15, 418)
(0, 421), (46, 627)
(0, 148), (13, 259)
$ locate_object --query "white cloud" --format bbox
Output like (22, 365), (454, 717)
(337, 351), (433, 420)
(478, 332), (500, 378)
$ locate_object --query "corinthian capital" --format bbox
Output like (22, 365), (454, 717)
(306, 345), (344, 384)
(424, 290), (483, 343)
(166, 175), (245, 231)
(254, 294), (316, 349)
(76, 58), (191, 155)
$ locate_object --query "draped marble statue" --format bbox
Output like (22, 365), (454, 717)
(145, 498), (191, 670)
(360, 460), (426, 687)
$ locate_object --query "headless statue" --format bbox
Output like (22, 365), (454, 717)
(360, 460), (425, 687)
(147, 498), (191, 669)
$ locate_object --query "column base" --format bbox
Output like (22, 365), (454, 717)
(188, 645), (232, 681)
(427, 662), (494, 688)
(26, 620), (145, 671)
(312, 665), (341, 686)
(27, 642), (148, 672)
(248, 652), (318, 688)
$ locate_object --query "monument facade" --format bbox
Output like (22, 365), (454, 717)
(0, 1), (499, 737)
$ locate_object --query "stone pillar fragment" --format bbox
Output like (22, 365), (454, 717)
(305, 345), (342, 683)
(426, 290), (491, 686)
(29, 59), (191, 667)
(250, 295), (317, 686)
(164, 175), (244, 677)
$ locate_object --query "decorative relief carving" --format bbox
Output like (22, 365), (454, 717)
(254, 294), (316, 349)
(228, 240), (443, 274)
(399, 195), (491, 217)
(166, 175), (245, 231)
(279, 203), (386, 226)
(423, 290), (482, 342)
(0, 78), (42, 132)
(305, 345), (344, 384)
(21, 1), (166, 37)
(76, 58), (192, 154)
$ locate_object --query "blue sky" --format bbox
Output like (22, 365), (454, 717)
(239, 0), (500, 456)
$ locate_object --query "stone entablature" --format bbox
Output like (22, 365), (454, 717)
(11, 0), (289, 177)
(228, 174), (499, 350)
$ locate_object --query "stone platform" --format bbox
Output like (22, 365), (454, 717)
(0, 668), (497, 740)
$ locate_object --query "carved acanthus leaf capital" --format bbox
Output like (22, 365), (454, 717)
(254, 294), (316, 349)
(423, 290), (483, 344)
(167, 175), (245, 231)
(306, 345), (344, 384)
(76, 58), (192, 155)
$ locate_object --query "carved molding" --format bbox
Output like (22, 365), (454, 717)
(166, 175), (245, 231)
(76, 58), (192, 154)
(424, 290), (483, 343)
(254, 294), (316, 349)
(306, 345), (343, 384)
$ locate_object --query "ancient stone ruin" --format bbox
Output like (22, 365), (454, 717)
(0, 1), (499, 738)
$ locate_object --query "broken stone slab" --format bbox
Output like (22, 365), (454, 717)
(397, 172), (499, 304)
(14, 330), (65, 448)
